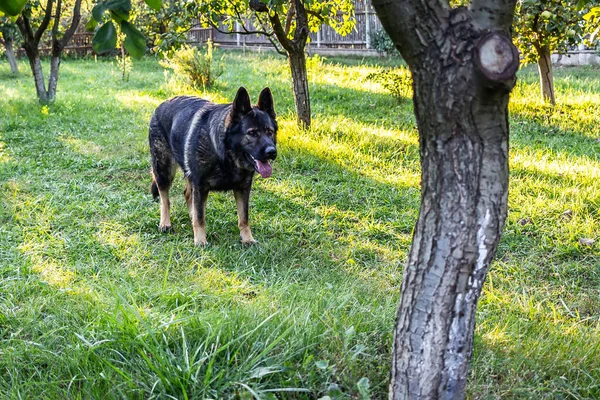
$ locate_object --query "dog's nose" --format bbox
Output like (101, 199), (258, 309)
(264, 146), (277, 159)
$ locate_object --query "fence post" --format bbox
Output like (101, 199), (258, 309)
(317, 29), (321, 48)
(365, 8), (371, 49)
(236, 21), (241, 47)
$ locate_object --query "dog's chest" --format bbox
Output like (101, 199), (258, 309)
(204, 165), (253, 191)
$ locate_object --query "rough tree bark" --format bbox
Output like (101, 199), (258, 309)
(370, 0), (519, 398)
(16, 0), (81, 104)
(534, 43), (555, 105)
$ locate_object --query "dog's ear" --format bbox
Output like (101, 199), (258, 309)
(231, 87), (252, 118)
(257, 87), (276, 120)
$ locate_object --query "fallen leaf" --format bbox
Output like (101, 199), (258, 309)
(579, 238), (595, 247)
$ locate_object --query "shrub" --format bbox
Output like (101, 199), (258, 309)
(370, 29), (398, 55)
(160, 40), (223, 89)
(366, 67), (413, 103)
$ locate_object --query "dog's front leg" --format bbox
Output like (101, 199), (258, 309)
(190, 185), (209, 246)
(234, 187), (257, 245)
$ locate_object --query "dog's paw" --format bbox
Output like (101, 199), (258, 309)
(194, 238), (209, 247)
(241, 238), (258, 246)
(159, 225), (174, 233)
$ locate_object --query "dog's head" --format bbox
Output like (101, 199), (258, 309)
(226, 87), (278, 178)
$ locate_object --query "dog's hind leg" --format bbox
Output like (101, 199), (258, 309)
(184, 178), (193, 218)
(234, 188), (257, 245)
(149, 125), (177, 233)
(190, 185), (209, 246)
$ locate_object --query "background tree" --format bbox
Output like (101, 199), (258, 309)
(15, 0), (82, 103)
(198, 0), (355, 128)
(371, 0), (519, 398)
(0, 16), (20, 73)
(513, 0), (588, 105)
(132, 0), (196, 56)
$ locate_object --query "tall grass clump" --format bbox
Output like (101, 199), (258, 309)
(366, 67), (413, 103)
(160, 40), (223, 89)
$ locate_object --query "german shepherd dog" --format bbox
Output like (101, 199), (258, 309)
(148, 87), (277, 246)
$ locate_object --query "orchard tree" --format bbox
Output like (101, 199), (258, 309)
(15, 0), (82, 103)
(133, 0), (197, 56)
(514, 0), (587, 105)
(371, 0), (519, 398)
(0, 16), (20, 73)
(198, 0), (355, 128)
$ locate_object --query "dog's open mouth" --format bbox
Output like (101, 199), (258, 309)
(248, 154), (273, 178)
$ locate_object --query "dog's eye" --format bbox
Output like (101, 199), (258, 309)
(248, 129), (259, 137)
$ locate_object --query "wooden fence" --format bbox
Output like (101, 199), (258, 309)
(17, 32), (95, 58)
(188, 1), (384, 51)
(17, 1), (384, 58)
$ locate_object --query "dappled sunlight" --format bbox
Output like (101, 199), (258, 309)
(115, 92), (163, 110)
(14, 199), (77, 289)
(59, 136), (105, 157)
(512, 151), (600, 180)
(279, 118), (421, 187)
(95, 221), (150, 269)
(193, 265), (260, 302)
(309, 63), (388, 94)
(0, 141), (11, 163)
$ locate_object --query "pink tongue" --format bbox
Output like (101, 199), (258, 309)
(255, 160), (272, 178)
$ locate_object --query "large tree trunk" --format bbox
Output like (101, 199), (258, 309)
(535, 43), (555, 105)
(371, 2), (519, 398)
(288, 48), (311, 129)
(4, 37), (20, 74)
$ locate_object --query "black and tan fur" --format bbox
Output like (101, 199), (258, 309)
(148, 87), (277, 245)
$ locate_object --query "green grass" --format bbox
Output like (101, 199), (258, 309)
(0, 53), (599, 399)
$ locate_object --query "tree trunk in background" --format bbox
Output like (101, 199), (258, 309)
(371, 1), (519, 398)
(4, 37), (19, 74)
(263, 0), (311, 129)
(15, 0), (81, 104)
(288, 49), (311, 129)
(23, 45), (50, 103)
(47, 55), (60, 102)
(535, 44), (555, 105)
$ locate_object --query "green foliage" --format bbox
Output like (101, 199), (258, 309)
(584, 6), (600, 47)
(197, 0), (356, 46)
(370, 29), (397, 55)
(160, 41), (223, 89)
(0, 14), (19, 53)
(133, 0), (197, 56)
(366, 67), (412, 103)
(0, 0), (28, 16)
(92, 20), (118, 54)
(90, 0), (161, 59)
(514, 0), (587, 64)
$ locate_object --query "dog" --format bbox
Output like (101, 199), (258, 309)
(148, 87), (277, 246)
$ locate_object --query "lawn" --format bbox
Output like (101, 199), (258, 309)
(0, 52), (599, 399)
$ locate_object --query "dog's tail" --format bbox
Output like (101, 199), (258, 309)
(150, 179), (159, 201)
